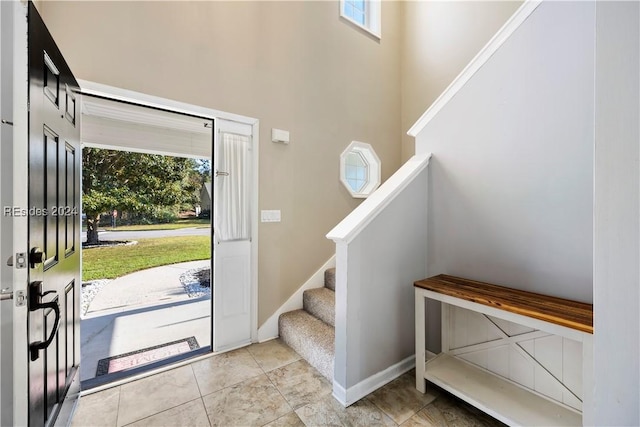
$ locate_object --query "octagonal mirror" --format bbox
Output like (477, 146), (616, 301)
(340, 141), (381, 198)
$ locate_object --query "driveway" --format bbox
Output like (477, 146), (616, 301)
(82, 227), (211, 241)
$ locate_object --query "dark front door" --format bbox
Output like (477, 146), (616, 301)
(27, 3), (81, 426)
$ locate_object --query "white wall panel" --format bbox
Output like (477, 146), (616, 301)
(593, 2), (640, 424)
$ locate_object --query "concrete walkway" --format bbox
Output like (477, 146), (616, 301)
(81, 260), (211, 382)
(86, 260), (210, 314)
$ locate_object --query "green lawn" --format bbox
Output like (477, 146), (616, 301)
(82, 236), (211, 281)
(106, 218), (211, 232)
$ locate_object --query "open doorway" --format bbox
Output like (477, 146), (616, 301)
(80, 152), (213, 386)
(78, 96), (215, 388)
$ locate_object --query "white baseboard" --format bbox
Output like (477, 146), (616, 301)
(332, 354), (416, 407)
(332, 381), (348, 406)
(257, 255), (336, 342)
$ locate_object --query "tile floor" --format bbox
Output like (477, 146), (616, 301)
(70, 340), (504, 427)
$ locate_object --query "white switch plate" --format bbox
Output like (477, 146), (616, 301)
(261, 210), (281, 222)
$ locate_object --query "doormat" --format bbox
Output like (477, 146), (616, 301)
(96, 337), (199, 376)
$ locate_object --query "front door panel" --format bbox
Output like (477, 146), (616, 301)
(27, 4), (81, 426)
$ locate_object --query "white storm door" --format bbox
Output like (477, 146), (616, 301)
(212, 120), (253, 352)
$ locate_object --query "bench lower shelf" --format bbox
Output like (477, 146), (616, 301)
(424, 353), (582, 427)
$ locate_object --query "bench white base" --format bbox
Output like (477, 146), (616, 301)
(415, 287), (593, 426)
(423, 353), (581, 426)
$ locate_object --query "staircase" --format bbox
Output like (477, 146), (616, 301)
(278, 268), (335, 381)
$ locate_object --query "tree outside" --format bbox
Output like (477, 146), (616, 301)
(82, 148), (209, 245)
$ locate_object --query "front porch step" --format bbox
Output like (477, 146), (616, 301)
(279, 309), (334, 381)
(303, 287), (335, 327)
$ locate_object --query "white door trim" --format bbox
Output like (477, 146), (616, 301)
(76, 80), (260, 346)
(10, 2), (30, 426)
(78, 80), (256, 127)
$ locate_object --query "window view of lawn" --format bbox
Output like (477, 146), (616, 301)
(81, 148), (213, 282)
(82, 236), (211, 281)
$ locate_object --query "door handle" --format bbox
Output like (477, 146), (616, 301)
(215, 170), (229, 177)
(28, 281), (60, 361)
(29, 247), (46, 268)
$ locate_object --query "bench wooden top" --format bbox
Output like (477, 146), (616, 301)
(414, 275), (593, 334)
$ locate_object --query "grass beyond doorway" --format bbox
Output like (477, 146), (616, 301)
(82, 236), (211, 282)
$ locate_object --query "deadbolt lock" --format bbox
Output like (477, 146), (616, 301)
(29, 247), (46, 267)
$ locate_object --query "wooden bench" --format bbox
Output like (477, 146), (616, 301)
(414, 275), (593, 426)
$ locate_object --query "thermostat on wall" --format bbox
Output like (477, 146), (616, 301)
(272, 128), (290, 144)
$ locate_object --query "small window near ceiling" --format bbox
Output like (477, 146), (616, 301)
(340, 0), (381, 39)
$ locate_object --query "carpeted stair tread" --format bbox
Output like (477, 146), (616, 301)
(303, 287), (335, 327)
(279, 309), (334, 381)
(324, 268), (336, 291)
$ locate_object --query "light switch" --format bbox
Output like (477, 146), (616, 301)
(261, 210), (281, 222)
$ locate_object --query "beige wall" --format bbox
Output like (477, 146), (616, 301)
(38, 1), (403, 326)
(38, 0), (521, 328)
(400, 1), (522, 161)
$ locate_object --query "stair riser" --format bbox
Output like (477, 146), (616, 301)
(279, 310), (334, 381)
(303, 289), (335, 327)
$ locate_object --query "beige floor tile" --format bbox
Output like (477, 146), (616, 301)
(296, 395), (396, 427)
(71, 386), (120, 427)
(430, 394), (502, 427)
(116, 365), (201, 426)
(70, 341), (497, 427)
(262, 411), (306, 427)
(367, 371), (437, 425)
(266, 360), (333, 410)
(400, 405), (447, 427)
(192, 348), (263, 396)
(338, 398), (397, 427)
(295, 399), (344, 427)
(202, 375), (291, 427)
(400, 391), (505, 427)
(246, 339), (301, 372)
(124, 398), (210, 427)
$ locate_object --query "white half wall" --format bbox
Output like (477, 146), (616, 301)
(328, 154), (430, 402)
(593, 2), (640, 425)
(413, 1), (595, 352)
